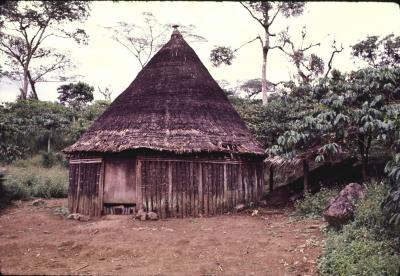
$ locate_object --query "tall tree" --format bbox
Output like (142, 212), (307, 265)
(105, 12), (206, 69)
(352, 34), (400, 68)
(0, 1), (90, 100)
(210, 1), (305, 105)
(276, 27), (343, 84)
(57, 82), (94, 111)
(105, 12), (166, 69)
(98, 86), (112, 102)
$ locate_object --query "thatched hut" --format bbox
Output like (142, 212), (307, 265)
(63, 27), (265, 218)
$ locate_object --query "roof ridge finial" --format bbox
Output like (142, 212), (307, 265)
(171, 24), (182, 38)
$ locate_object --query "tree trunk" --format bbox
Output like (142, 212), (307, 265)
(261, 31), (269, 105)
(261, 50), (268, 105)
(21, 68), (29, 100)
(358, 134), (369, 182)
(27, 70), (39, 100)
(361, 157), (368, 182)
(303, 159), (309, 194)
(47, 131), (52, 153)
(269, 165), (274, 193)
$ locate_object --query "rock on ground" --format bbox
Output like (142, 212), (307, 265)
(234, 204), (246, 212)
(32, 199), (46, 206)
(147, 212), (158, 221)
(323, 183), (364, 227)
(135, 209), (147, 221)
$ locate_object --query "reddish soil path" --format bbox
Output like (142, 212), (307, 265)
(0, 199), (324, 275)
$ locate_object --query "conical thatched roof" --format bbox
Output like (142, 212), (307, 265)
(64, 28), (265, 156)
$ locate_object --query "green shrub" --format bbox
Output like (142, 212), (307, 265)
(3, 164), (68, 199)
(40, 151), (67, 168)
(294, 188), (339, 218)
(319, 182), (400, 276)
(353, 182), (389, 238)
(4, 170), (32, 200)
(319, 225), (400, 276)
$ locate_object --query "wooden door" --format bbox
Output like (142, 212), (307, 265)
(68, 158), (103, 216)
(103, 156), (136, 204)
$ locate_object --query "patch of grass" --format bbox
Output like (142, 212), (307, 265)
(3, 161), (68, 200)
(294, 188), (339, 218)
(12, 153), (67, 169)
(318, 182), (400, 276)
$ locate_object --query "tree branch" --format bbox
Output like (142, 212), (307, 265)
(239, 2), (265, 28)
(32, 55), (68, 82)
(233, 36), (262, 52)
(324, 43), (344, 78)
(302, 42), (321, 52)
(268, 6), (281, 26)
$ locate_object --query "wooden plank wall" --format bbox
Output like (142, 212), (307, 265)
(68, 159), (103, 216)
(138, 159), (264, 219)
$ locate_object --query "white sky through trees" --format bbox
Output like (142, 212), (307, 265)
(0, 1), (399, 102)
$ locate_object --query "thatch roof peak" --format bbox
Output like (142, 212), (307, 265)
(64, 30), (265, 156)
(171, 25), (182, 38)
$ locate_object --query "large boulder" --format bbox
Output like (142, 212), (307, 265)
(323, 183), (364, 227)
(338, 183), (364, 200)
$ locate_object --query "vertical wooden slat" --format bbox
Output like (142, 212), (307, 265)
(194, 163), (198, 216)
(184, 162), (188, 217)
(209, 163), (213, 215)
(149, 161), (154, 212)
(189, 162), (194, 216)
(77, 163), (82, 213)
(99, 161), (104, 216)
(216, 164), (220, 214)
(187, 162), (190, 217)
(175, 161), (179, 218)
(89, 165), (93, 216)
(215, 164), (219, 214)
(157, 161), (162, 213)
(223, 164), (228, 212)
(178, 161), (181, 217)
(213, 164), (217, 215)
(254, 165), (258, 203)
(244, 164), (248, 203)
(209, 164), (213, 215)
(173, 161), (178, 217)
(142, 161), (146, 212)
(238, 164), (243, 204)
(230, 164), (234, 209)
(148, 161), (152, 212)
(160, 162), (166, 219)
(198, 163), (203, 216)
(228, 164), (232, 209)
(221, 164), (225, 213)
(204, 163), (208, 216)
(144, 161), (149, 212)
(168, 161), (172, 217)
(136, 160), (142, 211)
(179, 162), (186, 218)
(235, 165), (239, 208)
(181, 162), (186, 218)
(219, 164), (223, 213)
(157, 161), (161, 213)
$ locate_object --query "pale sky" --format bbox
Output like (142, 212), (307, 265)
(0, 1), (399, 102)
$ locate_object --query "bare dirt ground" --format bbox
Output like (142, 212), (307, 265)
(0, 199), (325, 276)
